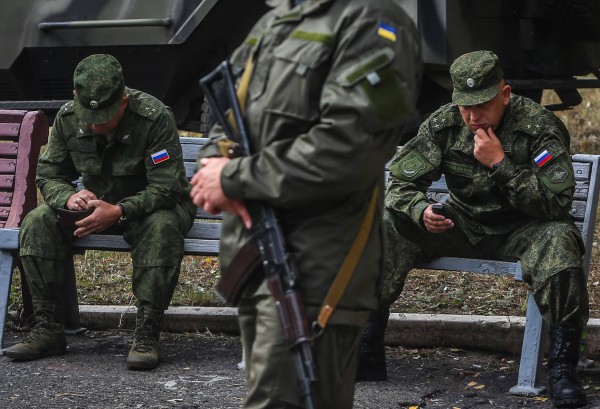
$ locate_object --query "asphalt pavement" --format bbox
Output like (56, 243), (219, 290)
(1, 306), (600, 409)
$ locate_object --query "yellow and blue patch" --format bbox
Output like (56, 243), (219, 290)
(377, 22), (397, 42)
(151, 149), (170, 164)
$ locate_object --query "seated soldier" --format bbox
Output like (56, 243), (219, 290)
(5, 54), (196, 371)
(358, 50), (588, 409)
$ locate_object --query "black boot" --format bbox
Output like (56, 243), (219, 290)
(356, 309), (389, 381)
(547, 326), (587, 408)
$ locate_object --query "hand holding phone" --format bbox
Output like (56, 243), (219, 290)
(431, 203), (446, 218)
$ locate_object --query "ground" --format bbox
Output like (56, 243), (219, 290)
(2, 329), (600, 409)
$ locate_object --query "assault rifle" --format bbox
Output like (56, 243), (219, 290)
(200, 60), (317, 409)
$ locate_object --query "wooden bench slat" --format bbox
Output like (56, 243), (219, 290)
(0, 109), (27, 124)
(0, 175), (15, 190)
(0, 193), (13, 207)
(181, 138), (209, 161)
(187, 222), (221, 240)
(71, 234), (220, 255)
(0, 158), (17, 173)
(416, 257), (522, 280)
(0, 142), (19, 157)
(185, 162), (197, 179)
(573, 162), (591, 180)
(0, 123), (20, 139)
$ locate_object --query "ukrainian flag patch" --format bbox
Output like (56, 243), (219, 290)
(377, 22), (397, 42)
(151, 149), (170, 164)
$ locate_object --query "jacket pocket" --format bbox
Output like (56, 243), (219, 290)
(258, 32), (333, 121)
(67, 139), (101, 175)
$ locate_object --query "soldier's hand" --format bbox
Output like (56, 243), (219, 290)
(473, 127), (504, 168)
(190, 157), (252, 229)
(73, 200), (121, 237)
(423, 204), (454, 233)
(67, 189), (98, 211)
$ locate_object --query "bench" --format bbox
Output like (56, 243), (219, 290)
(0, 110), (48, 353)
(0, 133), (598, 398)
(0, 135), (220, 351)
(404, 153), (600, 395)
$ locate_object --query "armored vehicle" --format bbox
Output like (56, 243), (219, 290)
(0, 0), (268, 131)
(1, 0), (600, 132)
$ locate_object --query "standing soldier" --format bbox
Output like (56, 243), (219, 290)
(190, 0), (422, 407)
(358, 50), (588, 409)
(5, 54), (196, 371)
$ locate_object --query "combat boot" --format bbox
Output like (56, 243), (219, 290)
(547, 326), (587, 408)
(127, 305), (164, 370)
(5, 302), (66, 361)
(356, 308), (389, 381)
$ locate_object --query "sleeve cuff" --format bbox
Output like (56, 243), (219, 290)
(412, 201), (430, 229)
(220, 158), (245, 200)
(490, 158), (517, 186)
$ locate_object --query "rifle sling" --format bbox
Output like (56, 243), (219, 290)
(313, 187), (379, 336)
(228, 54), (254, 133)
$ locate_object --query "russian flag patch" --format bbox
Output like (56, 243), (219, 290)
(151, 149), (170, 165)
(377, 22), (397, 42)
(534, 149), (553, 167)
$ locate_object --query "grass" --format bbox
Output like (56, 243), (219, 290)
(7, 88), (600, 320)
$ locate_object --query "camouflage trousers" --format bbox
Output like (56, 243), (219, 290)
(19, 203), (194, 312)
(379, 209), (589, 329)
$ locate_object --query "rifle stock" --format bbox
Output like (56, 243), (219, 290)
(200, 60), (318, 409)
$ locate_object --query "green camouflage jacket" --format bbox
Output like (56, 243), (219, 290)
(37, 87), (195, 221)
(202, 0), (422, 318)
(387, 93), (576, 243)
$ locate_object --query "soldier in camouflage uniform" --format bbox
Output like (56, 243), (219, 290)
(358, 50), (588, 408)
(5, 54), (196, 371)
(190, 0), (422, 407)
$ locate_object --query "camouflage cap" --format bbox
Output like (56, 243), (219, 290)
(73, 54), (125, 124)
(450, 50), (503, 106)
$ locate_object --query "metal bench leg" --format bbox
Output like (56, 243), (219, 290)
(509, 292), (547, 396)
(0, 250), (16, 355)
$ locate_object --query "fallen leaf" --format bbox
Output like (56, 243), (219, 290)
(467, 381), (478, 387)
(474, 385), (485, 389)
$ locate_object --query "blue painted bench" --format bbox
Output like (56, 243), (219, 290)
(408, 153), (600, 395)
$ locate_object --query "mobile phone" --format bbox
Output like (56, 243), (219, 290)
(431, 203), (446, 218)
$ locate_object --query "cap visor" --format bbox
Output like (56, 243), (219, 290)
(452, 83), (500, 106)
(74, 97), (121, 125)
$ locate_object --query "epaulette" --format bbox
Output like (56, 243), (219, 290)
(513, 109), (553, 137)
(429, 105), (462, 133)
(57, 101), (75, 117)
(137, 102), (162, 121)
(129, 94), (163, 121)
